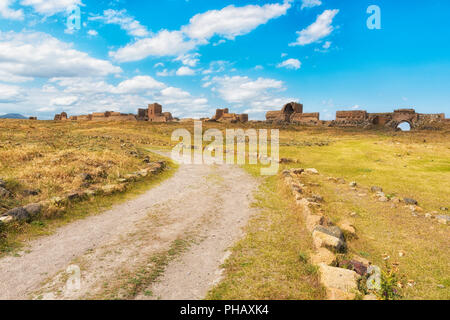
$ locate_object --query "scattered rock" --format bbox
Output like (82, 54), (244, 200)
(398, 250), (406, 257)
(23, 189), (40, 196)
(279, 158), (293, 164)
(305, 168), (319, 175)
(0, 186), (11, 198)
(23, 203), (42, 218)
(319, 264), (359, 299)
(101, 185), (118, 195)
(404, 198), (418, 205)
(339, 221), (357, 238)
(313, 226), (346, 252)
(311, 248), (336, 265)
(310, 194), (324, 203)
(0, 216), (13, 224)
(306, 215), (325, 233)
(436, 215), (450, 225)
(80, 173), (93, 182)
(425, 213), (433, 219)
(339, 260), (368, 276)
(371, 186), (383, 193)
(281, 170), (291, 177)
(378, 196), (388, 202)
(353, 255), (371, 266)
(440, 207), (449, 211)
(67, 192), (82, 201)
(4, 207), (30, 222)
(349, 182), (357, 188)
(349, 212), (358, 217)
(291, 168), (304, 175)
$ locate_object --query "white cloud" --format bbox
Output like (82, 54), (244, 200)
(0, 83), (24, 103)
(174, 53), (200, 67)
(176, 66), (196, 76)
(322, 41), (331, 49)
(0, 31), (121, 81)
(156, 69), (174, 77)
(50, 77), (115, 94)
(50, 95), (78, 106)
(111, 2), (292, 62)
(300, 0), (322, 10)
(0, 0), (24, 20)
(182, 2), (291, 41)
(290, 9), (339, 46)
(208, 75), (283, 103)
(20, 0), (82, 15)
(113, 76), (166, 94)
(110, 30), (197, 62)
(89, 9), (149, 37)
(277, 58), (301, 70)
(87, 30), (98, 36)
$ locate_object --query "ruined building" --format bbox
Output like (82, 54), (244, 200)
(210, 108), (249, 123)
(137, 103), (173, 122)
(266, 103), (448, 129)
(54, 103), (174, 123)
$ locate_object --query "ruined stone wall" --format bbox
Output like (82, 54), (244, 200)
(291, 112), (320, 124)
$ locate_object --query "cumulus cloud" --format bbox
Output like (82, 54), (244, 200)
(182, 2), (291, 40)
(290, 9), (339, 46)
(87, 30), (98, 36)
(110, 30), (197, 62)
(277, 58), (301, 70)
(0, 0), (24, 20)
(0, 83), (24, 103)
(89, 9), (149, 37)
(110, 1), (292, 62)
(20, 0), (82, 15)
(300, 0), (322, 10)
(113, 75), (166, 94)
(50, 95), (78, 106)
(176, 66), (196, 76)
(0, 31), (121, 82)
(174, 53), (200, 67)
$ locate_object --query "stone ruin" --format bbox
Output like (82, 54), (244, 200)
(209, 108), (249, 123)
(137, 103), (173, 122)
(266, 102), (448, 130)
(54, 103), (173, 123)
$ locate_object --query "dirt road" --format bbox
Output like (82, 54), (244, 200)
(0, 160), (259, 300)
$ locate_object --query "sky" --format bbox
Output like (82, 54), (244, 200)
(0, 0), (449, 120)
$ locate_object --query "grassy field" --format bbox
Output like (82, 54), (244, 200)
(1, 119), (448, 300)
(210, 124), (449, 300)
(0, 119), (177, 254)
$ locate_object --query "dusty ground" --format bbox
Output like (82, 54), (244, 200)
(0, 159), (259, 300)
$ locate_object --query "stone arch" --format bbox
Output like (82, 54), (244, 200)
(372, 116), (380, 125)
(395, 120), (413, 131)
(282, 103), (296, 116)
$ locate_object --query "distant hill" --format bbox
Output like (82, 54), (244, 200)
(0, 113), (27, 119)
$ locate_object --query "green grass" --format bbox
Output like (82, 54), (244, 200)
(207, 173), (325, 300)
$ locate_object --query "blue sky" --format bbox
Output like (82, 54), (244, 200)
(0, 0), (449, 120)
